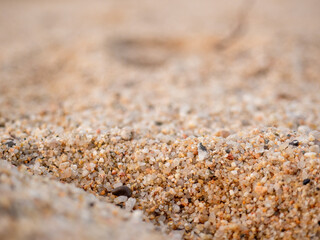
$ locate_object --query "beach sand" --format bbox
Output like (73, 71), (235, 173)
(1, 0), (320, 239)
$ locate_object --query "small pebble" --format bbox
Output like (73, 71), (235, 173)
(298, 125), (310, 134)
(114, 196), (128, 204)
(113, 182), (123, 188)
(198, 143), (207, 152)
(289, 140), (299, 147)
(303, 179), (311, 185)
(172, 204), (180, 213)
(125, 197), (136, 211)
(120, 128), (133, 140)
(155, 121), (163, 126)
(309, 145), (319, 153)
(310, 131), (320, 140)
(198, 143), (209, 161)
(111, 185), (132, 197)
(5, 141), (15, 148)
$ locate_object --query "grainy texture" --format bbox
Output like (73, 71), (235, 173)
(0, 0), (320, 239)
(0, 160), (165, 240)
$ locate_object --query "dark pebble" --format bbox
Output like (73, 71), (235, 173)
(274, 209), (280, 216)
(116, 204), (124, 209)
(225, 149), (231, 153)
(5, 141), (15, 148)
(111, 185), (132, 197)
(199, 143), (207, 152)
(289, 140), (299, 147)
(154, 121), (163, 126)
(303, 178), (311, 185)
(318, 220), (320, 226)
(89, 202), (95, 207)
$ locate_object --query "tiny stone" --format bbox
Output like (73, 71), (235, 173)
(303, 179), (311, 185)
(231, 170), (237, 175)
(113, 182), (123, 188)
(198, 143), (209, 161)
(82, 169), (89, 177)
(198, 143), (207, 152)
(111, 185), (132, 197)
(120, 128), (133, 140)
(5, 141), (15, 148)
(125, 197), (136, 211)
(220, 130), (230, 138)
(310, 131), (320, 140)
(172, 204), (180, 213)
(298, 125), (310, 134)
(155, 121), (163, 126)
(114, 196), (128, 204)
(289, 140), (299, 147)
(309, 145), (319, 153)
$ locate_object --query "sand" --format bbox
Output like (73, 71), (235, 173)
(0, 0), (320, 239)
